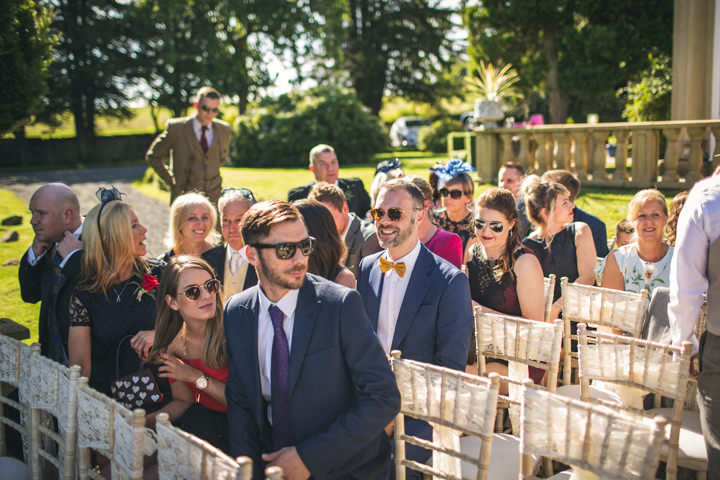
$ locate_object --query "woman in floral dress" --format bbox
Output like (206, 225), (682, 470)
(602, 189), (673, 298)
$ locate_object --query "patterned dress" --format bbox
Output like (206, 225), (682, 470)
(431, 208), (476, 253)
(611, 242), (673, 298)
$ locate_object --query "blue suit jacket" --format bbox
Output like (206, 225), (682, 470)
(357, 244), (473, 372)
(574, 207), (609, 257)
(224, 274), (400, 479)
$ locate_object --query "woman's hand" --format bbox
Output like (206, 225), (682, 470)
(130, 330), (155, 358)
(157, 353), (200, 384)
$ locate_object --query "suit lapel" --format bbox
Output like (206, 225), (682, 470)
(367, 257), (384, 330)
(242, 290), (266, 432)
(183, 117), (202, 155)
(345, 216), (362, 256)
(287, 277), (320, 395)
(391, 246), (433, 350)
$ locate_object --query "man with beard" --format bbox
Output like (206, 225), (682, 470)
(356, 179), (473, 478)
(224, 200), (400, 480)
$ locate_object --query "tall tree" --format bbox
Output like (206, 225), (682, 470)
(308, 0), (460, 115)
(464, 0), (673, 123)
(0, 0), (56, 135)
(39, 0), (137, 160)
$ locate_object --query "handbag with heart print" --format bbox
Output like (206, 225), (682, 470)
(110, 335), (165, 410)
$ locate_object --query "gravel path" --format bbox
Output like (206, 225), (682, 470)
(0, 166), (170, 257)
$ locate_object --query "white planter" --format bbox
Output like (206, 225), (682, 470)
(474, 99), (505, 129)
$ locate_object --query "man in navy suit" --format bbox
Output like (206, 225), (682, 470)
(357, 179), (473, 477)
(224, 200), (400, 479)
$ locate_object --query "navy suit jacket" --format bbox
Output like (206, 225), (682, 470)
(288, 178), (372, 218)
(201, 245), (257, 289)
(224, 274), (400, 479)
(357, 244), (473, 372)
(574, 207), (609, 257)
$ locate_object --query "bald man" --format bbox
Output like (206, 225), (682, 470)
(19, 183), (83, 363)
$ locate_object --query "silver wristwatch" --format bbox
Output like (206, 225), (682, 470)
(194, 374), (209, 391)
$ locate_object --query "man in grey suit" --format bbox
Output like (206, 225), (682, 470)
(146, 86), (232, 205)
(308, 182), (381, 278)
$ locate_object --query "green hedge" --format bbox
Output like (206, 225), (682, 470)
(418, 116), (462, 153)
(230, 89), (388, 167)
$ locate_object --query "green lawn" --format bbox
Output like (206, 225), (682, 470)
(1, 151), (685, 343)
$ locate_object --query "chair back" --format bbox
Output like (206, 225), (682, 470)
(543, 274), (555, 322)
(25, 344), (81, 480)
(156, 412), (252, 479)
(0, 334), (30, 458)
(560, 277), (649, 384)
(76, 378), (154, 480)
(475, 312), (563, 395)
(519, 384), (667, 480)
(390, 352), (499, 480)
(576, 324), (692, 479)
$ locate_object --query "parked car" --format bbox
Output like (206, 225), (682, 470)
(389, 116), (432, 148)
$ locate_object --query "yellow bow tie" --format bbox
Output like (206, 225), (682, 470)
(379, 256), (406, 277)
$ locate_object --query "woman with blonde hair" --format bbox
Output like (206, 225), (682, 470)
(147, 255), (230, 451)
(522, 177), (597, 318)
(603, 189), (673, 297)
(161, 192), (219, 261)
(68, 188), (161, 396)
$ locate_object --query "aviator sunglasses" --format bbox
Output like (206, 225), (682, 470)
(251, 236), (316, 260)
(200, 105), (219, 114)
(439, 188), (467, 199)
(474, 219), (506, 233)
(178, 279), (221, 300)
(369, 207), (419, 222)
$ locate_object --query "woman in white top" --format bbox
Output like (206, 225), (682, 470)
(602, 189), (673, 297)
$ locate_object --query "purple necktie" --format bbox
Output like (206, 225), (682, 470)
(269, 305), (294, 449)
(200, 126), (209, 153)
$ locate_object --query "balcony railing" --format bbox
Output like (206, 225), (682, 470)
(448, 120), (720, 188)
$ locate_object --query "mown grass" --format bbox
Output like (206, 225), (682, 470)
(0, 190), (40, 343)
(3, 151), (686, 336)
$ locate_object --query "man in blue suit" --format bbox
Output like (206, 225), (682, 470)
(357, 179), (473, 476)
(225, 200), (400, 480)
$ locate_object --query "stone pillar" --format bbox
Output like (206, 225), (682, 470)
(475, 132), (498, 184)
(672, 0), (715, 121)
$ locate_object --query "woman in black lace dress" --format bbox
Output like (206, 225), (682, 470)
(465, 188), (545, 387)
(68, 192), (163, 396)
(521, 178), (597, 319)
(431, 159), (477, 254)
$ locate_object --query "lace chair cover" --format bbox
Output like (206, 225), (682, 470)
(520, 385), (666, 480)
(26, 348), (59, 412)
(77, 383), (113, 452)
(543, 275), (555, 322)
(0, 334), (23, 384)
(156, 413), (252, 480)
(561, 279), (648, 335)
(390, 353), (499, 480)
(0, 334), (29, 460)
(476, 313), (563, 367)
(113, 409), (147, 480)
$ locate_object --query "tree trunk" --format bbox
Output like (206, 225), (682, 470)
(12, 126), (27, 167)
(74, 93), (96, 163)
(543, 30), (568, 124)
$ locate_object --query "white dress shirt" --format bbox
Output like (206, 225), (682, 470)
(193, 117), (214, 147)
(26, 223), (83, 268)
(668, 174), (720, 352)
(226, 244), (247, 273)
(257, 287), (298, 403)
(377, 240), (422, 353)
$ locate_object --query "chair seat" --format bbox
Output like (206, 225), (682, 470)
(0, 456), (28, 480)
(460, 433), (539, 480)
(555, 384), (623, 404)
(546, 470), (572, 479)
(649, 408), (708, 465)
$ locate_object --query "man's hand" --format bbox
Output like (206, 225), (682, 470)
(31, 237), (53, 258)
(384, 420), (395, 437)
(57, 231), (82, 259)
(262, 447), (310, 480)
(690, 353), (699, 381)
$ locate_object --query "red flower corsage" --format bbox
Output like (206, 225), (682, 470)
(141, 274), (159, 291)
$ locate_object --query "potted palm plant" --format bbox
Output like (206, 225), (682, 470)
(466, 61), (519, 129)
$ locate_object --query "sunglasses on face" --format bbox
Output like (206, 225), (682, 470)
(439, 188), (467, 199)
(178, 279), (221, 300)
(252, 236), (316, 260)
(474, 219), (506, 233)
(221, 187), (256, 202)
(200, 105), (219, 114)
(369, 207), (418, 222)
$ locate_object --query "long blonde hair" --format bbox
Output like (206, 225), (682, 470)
(165, 192), (220, 251)
(149, 256), (226, 369)
(79, 201), (147, 294)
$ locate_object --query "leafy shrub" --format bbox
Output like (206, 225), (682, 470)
(230, 89), (387, 167)
(618, 55), (671, 122)
(418, 116), (461, 153)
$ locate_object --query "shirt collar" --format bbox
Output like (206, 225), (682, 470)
(193, 117), (210, 135)
(258, 284), (299, 320)
(226, 244), (247, 258)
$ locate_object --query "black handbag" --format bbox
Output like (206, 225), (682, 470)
(110, 335), (165, 410)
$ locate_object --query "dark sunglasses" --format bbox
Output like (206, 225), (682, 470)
(221, 187), (256, 202)
(369, 207), (419, 222)
(200, 105), (219, 113)
(251, 236), (316, 260)
(439, 188), (467, 199)
(474, 219), (505, 233)
(178, 279), (221, 300)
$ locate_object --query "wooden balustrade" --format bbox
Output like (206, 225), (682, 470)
(448, 120), (720, 188)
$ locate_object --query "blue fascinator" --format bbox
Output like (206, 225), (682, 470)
(431, 158), (476, 183)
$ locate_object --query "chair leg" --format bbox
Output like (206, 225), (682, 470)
(495, 409), (504, 433)
(696, 471), (707, 480)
